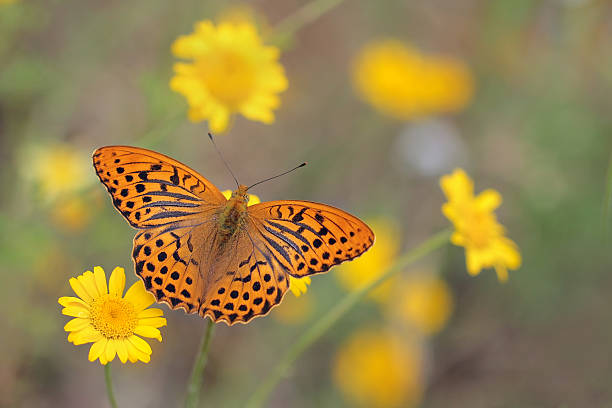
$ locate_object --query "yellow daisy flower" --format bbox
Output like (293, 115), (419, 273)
(222, 190), (312, 296)
(440, 169), (521, 282)
(335, 218), (400, 302)
(170, 20), (288, 133)
(333, 328), (424, 408)
(58, 266), (167, 364)
(352, 39), (473, 120)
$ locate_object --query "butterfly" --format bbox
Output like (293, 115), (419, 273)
(93, 146), (375, 325)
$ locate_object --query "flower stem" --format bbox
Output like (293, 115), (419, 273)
(244, 229), (452, 408)
(271, 0), (348, 41)
(184, 318), (215, 408)
(104, 363), (118, 408)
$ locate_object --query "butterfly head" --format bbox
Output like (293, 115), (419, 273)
(230, 184), (250, 206)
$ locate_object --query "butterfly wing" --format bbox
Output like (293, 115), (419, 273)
(197, 226), (291, 325)
(248, 200), (375, 277)
(93, 146), (226, 227)
(198, 200), (374, 325)
(93, 146), (227, 313)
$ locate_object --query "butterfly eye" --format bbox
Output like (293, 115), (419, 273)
(243, 194), (249, 201)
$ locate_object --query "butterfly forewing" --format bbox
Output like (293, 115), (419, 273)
(93, 146), (226, 228)
(248, 201), (375, 278)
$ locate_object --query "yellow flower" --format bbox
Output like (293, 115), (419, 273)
(336, 218), (400, 302)
(440, 169), (521, 282)
(352, 39), (473, 120)
(223, 190), (312, 295)
(288, 275), (310, 296)
(388, 273), (453, 335)
(333, 329), (423, 408)
(170, 20), (288, 133)
(24, 144), (94, 203)
(58, 266), (167, 364)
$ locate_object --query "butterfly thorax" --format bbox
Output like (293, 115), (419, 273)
(217, 185), (250, 239)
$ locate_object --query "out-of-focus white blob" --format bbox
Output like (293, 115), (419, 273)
(392, 119), (468, 177)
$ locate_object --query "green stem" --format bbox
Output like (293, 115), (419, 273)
(104, 363), (118, 408)
(270, 0), (348, 41)
(244, 229), (452, 408)
(184, 318), (215, 408)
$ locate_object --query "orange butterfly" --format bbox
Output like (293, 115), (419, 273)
(93, 146), (374, 325)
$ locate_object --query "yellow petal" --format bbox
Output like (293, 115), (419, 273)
(495, 266), (509, 283)
(78, 271), (100, 299)
(64, 318), (91, 332)
(69, 277), (93, 303)
(71, 326), (103, 345)
(105, 339), (117, 363)
(93, 266), (108, 296)
(138, 317), (167, 328)
(108, 267), (126, 297)
(124, 281), (155, 311)
(134, 326), (162, 342)
(465, 249), (482, 276)
(475, 189), (502, 212)
(116, 340), (129, 363)
(128, 335), (153, 355)
(88, 338), (108, 362)
(126, 339), (151, 363)
(62, 306), (90, 318)
(137, 308), (164, 319)
(125, 342), (140, 363)
(208, 108), (230, 133)
(58, 296), (90, 309)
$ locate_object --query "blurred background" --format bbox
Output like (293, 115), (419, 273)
(1, 0), (612, 407)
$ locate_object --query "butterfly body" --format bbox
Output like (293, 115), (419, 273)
(217, 185), (249, 240)
(93, 146), (374, 325)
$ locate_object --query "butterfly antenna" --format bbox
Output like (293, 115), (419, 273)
(247, 162), (307, 190)
(208, 133), (239, 188)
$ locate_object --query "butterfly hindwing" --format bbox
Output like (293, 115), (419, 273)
(198, 228), (290, 324)
(93, 146), (225, 228)
(248, 201), (375, 278)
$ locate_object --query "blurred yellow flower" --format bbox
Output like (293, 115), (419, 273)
(440, 169), (521, 282)
(24, 144), (93, 203)
(58, 266), (167, 364)
(336, 218), (400, 302)
(388, 273), (453, 335)
(0, 0), (18, 5)
(333, 329), (423, 408)
(352, 39), (473, 120)
(170, 20), (288, 133)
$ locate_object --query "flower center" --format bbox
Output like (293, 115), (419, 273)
(199, 50), (255, 109)
(89, 294), (138, 339)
